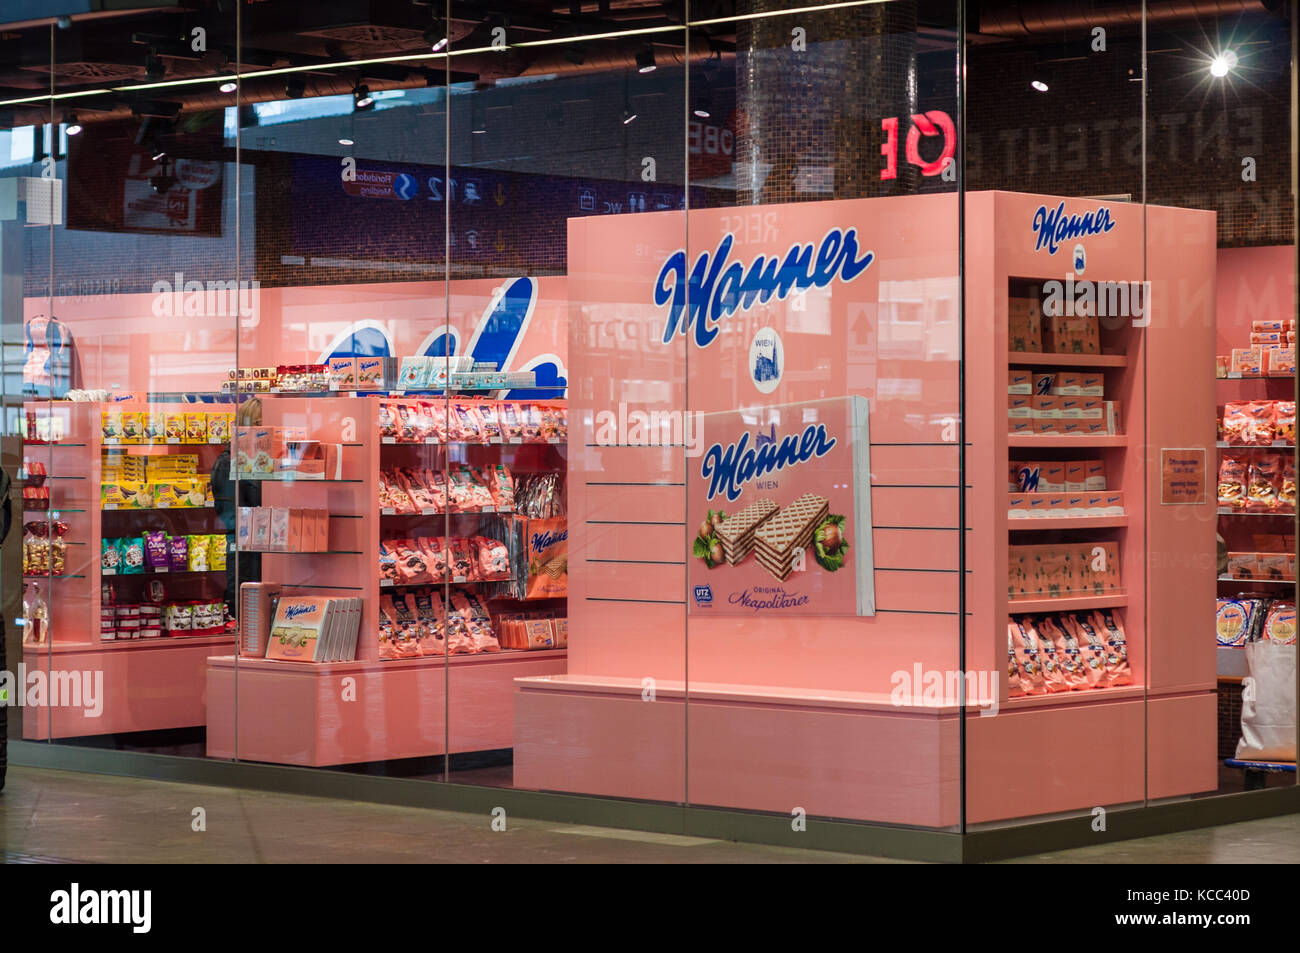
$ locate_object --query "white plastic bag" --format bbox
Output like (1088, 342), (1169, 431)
(1236, 640), (1297, 762)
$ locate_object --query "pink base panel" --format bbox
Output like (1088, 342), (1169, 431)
(207, 651), (566, 766)
(21, 637), (231, 739)
(513, 677), (960, 828)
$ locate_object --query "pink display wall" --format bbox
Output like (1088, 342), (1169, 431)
(24, 276), (569, 393)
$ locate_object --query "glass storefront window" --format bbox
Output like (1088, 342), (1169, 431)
(0, 0), (1293, 853)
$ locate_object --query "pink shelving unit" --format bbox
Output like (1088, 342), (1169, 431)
(22, 400), (235, 739)
(515, 190), (1219, 827)
(204, 394), (567, 766)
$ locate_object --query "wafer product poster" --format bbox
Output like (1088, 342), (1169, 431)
(689, 396), (874, 616)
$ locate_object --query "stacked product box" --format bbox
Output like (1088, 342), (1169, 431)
(1218, 320), (1297, 378)
(102, 409), (231, 445)
(236, 507), (330, 553)
(1008, 540), (1121, 600)
(1216, 597), (1296, 646)
(1008, 369), (1120, 435)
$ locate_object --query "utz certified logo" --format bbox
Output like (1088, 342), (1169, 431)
(693, 584), (713, 605)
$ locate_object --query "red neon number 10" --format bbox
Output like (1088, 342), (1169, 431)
(881, 111), (956, 180)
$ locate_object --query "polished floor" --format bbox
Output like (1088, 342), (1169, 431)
(0, 766), (1297, 863)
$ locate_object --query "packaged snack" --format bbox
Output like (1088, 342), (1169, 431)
(1246, 455), (1283, 511)
(419, 537), (450, 582)
(1038, 616), (1089, 690)
(472, 535), (511, 579)
(525, 517), (568, 599)
(356, 356), (385, 390)
(1217, 455), (1249, 509)
(1266, 346), (1296, 376)
(377, 401), (398, 438)
(168, 534), (189, 572)
(101, 410), (123, 443)
(1227, 552), (1258, 579)
(210, 535), (228, 571)
(207, 412), (231, 442)
(448, 537), (475, 581)
(328, 357), (356, 389)
(488, 463), (515, 510)
(389, 538), (433, 586)
(1280, 457), (1297, 513)
(187, 535), (210, 571)
(1223, 400), (1275, 446)
(1274, 401), (1296, 444)
(1007, 618), (1047, 695)
(519, 403), (544, 442)
(120, 537), (145, 574)
(184, 412), (207, 443)
(1231, 347), (1263, 377)
(1262, 601), (1297, 644)
(500, 402), (525, 441)
(145, 413), (167, 443)
(477, 402), (503, 441)
(1089, 609), (1134, 687)
(101, 537), (122, 573)
(144, 531), (169, 570)
(119, 412), (144, 444)
(1061, 613), (1108, 687)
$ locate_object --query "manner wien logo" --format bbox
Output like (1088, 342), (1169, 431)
(50, 884), (151, 934)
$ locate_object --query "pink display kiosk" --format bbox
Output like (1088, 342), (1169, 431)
(512, 190), (1219, 827)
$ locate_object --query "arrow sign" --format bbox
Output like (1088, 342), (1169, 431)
(495, 183), (506, 206)
(494, 231), (505, 252)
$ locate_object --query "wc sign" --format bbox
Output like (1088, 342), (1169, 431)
(880, 111), (956, 179)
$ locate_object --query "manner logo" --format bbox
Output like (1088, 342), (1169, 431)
(1031, 202), (1115, 255)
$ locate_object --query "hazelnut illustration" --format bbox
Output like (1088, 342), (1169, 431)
(698, 520), (713, 540)
(709, 542), (723, 564)
(822, 523), (842, 554)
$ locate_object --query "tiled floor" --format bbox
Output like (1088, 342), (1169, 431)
(0, 766), (1296, 863)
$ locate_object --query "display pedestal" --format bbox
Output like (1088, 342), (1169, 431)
(207, 651), (566, 766)
(514, 675), (961, 827)
(21, 636), (230, 739)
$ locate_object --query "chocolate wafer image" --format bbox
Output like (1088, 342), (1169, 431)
(754, 493), (830, 581)
(714, 498), (779, 565)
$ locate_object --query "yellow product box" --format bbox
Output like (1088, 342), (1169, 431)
(151, 482), (186, 509)
(207, 411), (233, 443)
(145, 412), (168, 442)
(119, 412), (144, 444)
(184, 412), (208, 443)
(102, 481), (153, 509)
(209, 535), (227, 571)
(164, 413), (187, 441)
(101, 410), (124, 443)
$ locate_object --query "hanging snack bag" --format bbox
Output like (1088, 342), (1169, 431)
(1039, 616), (1089, 690)
(144, 530), (169, 571)
(448, 537), (475, 581)
(120, 536), (145, 574)
(1223, 400), (1275, 446)
(1217, 455), (1248, 509)
(1262, 600), (1297, 644)
(1281, 456), (1297, 513)
(102, 537), (122, 573)
(1062, 613), (1108, 687)
(1275, 400), (1296, 445)
(1021, 617), (1069, 693)
(1089, 609), (1134, 687)
(500, 402), (525, 442)
(477, 401), (502, 442)
(168, 534), (189, 572)
(1246, 455), (1284, 512)
(1008, 618), (1047, 695)
(418, 537), (449, 583)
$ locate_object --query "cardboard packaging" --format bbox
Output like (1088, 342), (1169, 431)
(1044, 313), (1100, 354)
(1009, 297), (1042, 353)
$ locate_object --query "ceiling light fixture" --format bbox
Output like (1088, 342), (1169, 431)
(622, 110), (637, 125)
(65, 113), (82, 136)
(338, 137), (354, 146)
(636, 46), (656, 73)
(219, 80), (237, 93)
(694, 108), (710, 118)
(1031, 79), (1048, 92)
(151, 150), (166, 162)
(1209, 49), (1238, 77)
(353, 83), (374, 109)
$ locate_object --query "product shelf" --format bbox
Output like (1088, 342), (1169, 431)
(1215, 441), (1295, 449)
(1216, 507), (1295, 517)
(102, 568), (225, 576)
(1007, 591), (1127, 613)
(380, 507), (514, 516)
(1007, 352), (1128, 367)
(1007, 515), (1129, 530)
(996, 683), (1147, 711)
(1217, 575), (1295, 586)
(1007, 434), (1127, 448)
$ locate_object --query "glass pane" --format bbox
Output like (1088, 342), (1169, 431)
(1144, 3), (1297, 799)
(681, 1), (963, 828)
(963, 0), (1148, 827)
(447, 18), (690, 803)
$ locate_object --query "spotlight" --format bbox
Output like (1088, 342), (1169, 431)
(338, 137), (354, 146)
(1210, 50), (1238, 77)
(693, 108), (710, 118)
(636, 46), (656, 73)
(285, 76), (306, 98)
(56, 15), (71, 29)
(219, 80), (237, 93)
(353, 83), (374, 110)
(65, 113), (82, 136)
(622, 110), (637, 125)
(1031, 79), (1048, 92)
(152, 150), (166, 162)
(471, 117), (486, 134)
